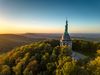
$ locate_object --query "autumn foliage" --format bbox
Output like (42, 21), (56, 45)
(0, 39), (100, 75)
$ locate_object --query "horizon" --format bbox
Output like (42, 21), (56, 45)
(0, 32), (100, 35)
(0, 0), (100, 34)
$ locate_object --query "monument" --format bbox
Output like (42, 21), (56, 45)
(60, 19), (72, 50)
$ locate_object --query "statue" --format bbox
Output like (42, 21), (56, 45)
(65, 20), (68, 34)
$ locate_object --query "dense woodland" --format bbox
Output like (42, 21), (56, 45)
(0, 39), (100, 75)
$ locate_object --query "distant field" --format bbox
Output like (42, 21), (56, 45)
(0, 33), (100, 53)
(71, 33), (100, 42)
(22, 33), (100, 42)
(0, 34), (45, 53)
(72, 37), (100, 42)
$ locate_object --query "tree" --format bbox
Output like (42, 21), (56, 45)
(96, 50), (100, 56)
(25, 60), (38, 75)
(13, 62), (23, 75)
(87, 56), (100, 75)
(46, 63), (56, 74)
(56, 56), (76, 75)
(0, 65), (11, 75)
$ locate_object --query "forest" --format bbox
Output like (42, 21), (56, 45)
(0, 39), (100, 75)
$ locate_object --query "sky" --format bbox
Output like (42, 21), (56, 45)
(0, 0), (100, 34)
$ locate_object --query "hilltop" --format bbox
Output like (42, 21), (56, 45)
(0, 39), (100, 75)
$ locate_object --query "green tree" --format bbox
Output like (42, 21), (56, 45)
(13, 62), (23, 75)
(87, 56), (100, 75)
(0, 65), (11, 75)
(56, 57), (76, 75)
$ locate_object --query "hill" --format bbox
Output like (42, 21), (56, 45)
(21, 33), (61, 39)
(0, 33), (100, 53)
(22, 33), (100, 41)
(0, 34), (45, 53)
(0, 40), (100, 75)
